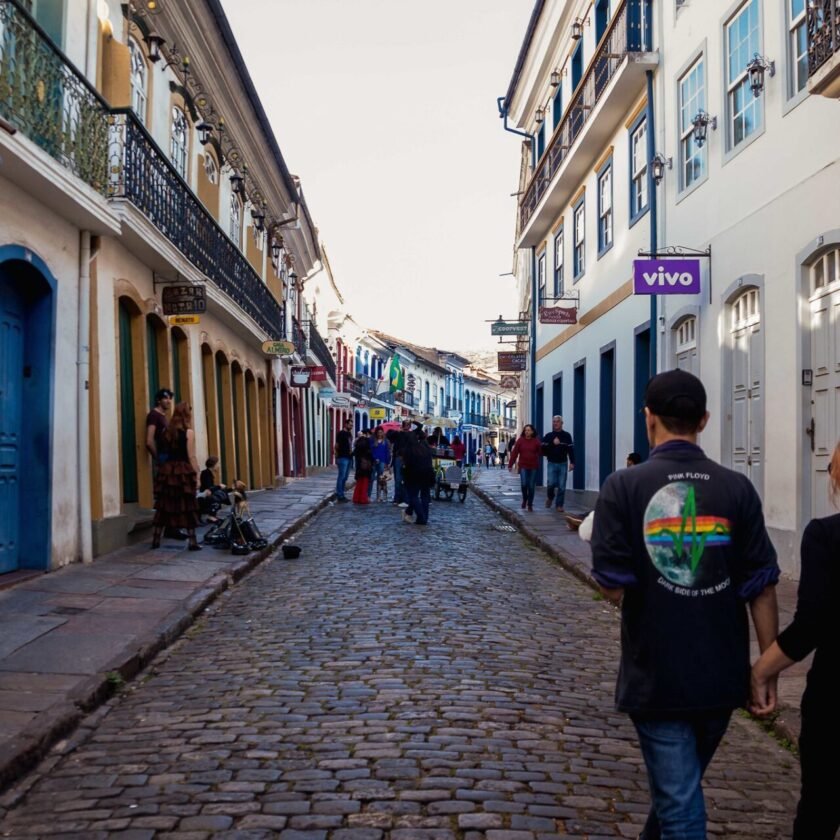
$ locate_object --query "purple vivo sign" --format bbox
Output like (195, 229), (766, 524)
(633, 259), (702, 295)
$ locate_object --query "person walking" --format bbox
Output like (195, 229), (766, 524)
(352, 431), (373, 504)
(508, 424), (542, 511)
(450, 435), (466, 466)
(542, 416), (575, 512)
(402, 429), (435, 525)
(151, 402), (202, 550)
(591, 370), (779, 840)
(497, 439), (507, 468)
(369, 426), (392, 501)
(145, 388), (173, 467)
(389, 419), (412, 505)
(334, 418), (353, 502)
(750, 439), (840, 840)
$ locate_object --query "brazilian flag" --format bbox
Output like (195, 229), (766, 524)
(389, 355), (404, 392)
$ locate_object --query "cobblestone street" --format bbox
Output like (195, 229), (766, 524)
(0, 496), (799, 839)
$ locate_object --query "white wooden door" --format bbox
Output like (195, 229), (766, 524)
(731, 290), (763, 497)
(809, 250), (840, 520)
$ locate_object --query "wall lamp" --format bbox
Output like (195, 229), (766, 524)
(691, 110), (717, 147)
(144, 31), (164, 62)
(550, 69), (561, 87)
(251, 204), (266, 232)
(229, 170), (245, 196)
(271, 237), (285, 263)
(651, 152), (672, 185)
(571, 17), (588, 40)
(535, 106), (545, 125)
(747, 53), (775, 97)
(196, 122), (212, 145)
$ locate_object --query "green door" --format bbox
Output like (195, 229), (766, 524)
(119, 301), (138, 503)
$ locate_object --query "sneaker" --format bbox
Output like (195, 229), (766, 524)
(336, 497), (349, 503)
(398, 502), (409, 509)
(521, 501), (526, 509)
(402, 511), (414, 523)
(556, 506), (565, 512)
(528, 504), (534, 512)
(544, 498), (552, 508)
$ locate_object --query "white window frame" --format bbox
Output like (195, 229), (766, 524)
(203, 152), (218, 185)
(554, 228), (564, 297)
(128, 38), (148, 124)
(630, 118), (648, 220)
(229, 192), (243, 250)
(538, 252), (547, 303)
(597, 165), (613, 254)
(573, 200), (586, 279)
(170, 105), (189, 179)
(732, 287), (760, 330)
(679, 56), (707, 192)
(676, 316), (698, 353)
(788, 0), (808, 97)
(811, 248), (840, 295)
(725, 0), (762, 151)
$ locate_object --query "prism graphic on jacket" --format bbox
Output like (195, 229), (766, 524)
(643, 483), (732, 588)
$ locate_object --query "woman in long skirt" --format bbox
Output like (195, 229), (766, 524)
(152, 402), (201, 550)
(352, 432), (373, 504)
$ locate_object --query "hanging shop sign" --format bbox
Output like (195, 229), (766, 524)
(169, 315), (200, 326)
(633, 259), (701, 295)
(499, 375), (520, 389)
(331, 395), (352, 408)
(309, 366), (327, 381)
(162, 284), (206, 316)
(447, 410), (463, 422)
(262, 339), (295, 356)
(369, 408), (387, 420)
(498, 352), (527, 372)
(291, 366), (312, 387)
(318, 387), (336, 400)
(539, 306), (577, 325)
(357, 400), (367, 409)
(491, 319), (529, 336)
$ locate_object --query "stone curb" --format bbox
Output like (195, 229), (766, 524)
(471, 481), (801, 752)
(0, 488), (337, 794)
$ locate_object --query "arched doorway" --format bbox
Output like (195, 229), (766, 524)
(0, 250), (56, 573)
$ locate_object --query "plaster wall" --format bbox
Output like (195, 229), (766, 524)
(0, 174), (82, 568)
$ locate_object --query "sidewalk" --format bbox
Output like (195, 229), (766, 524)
(473, 465), (807, 747)
(0, 470), (341, 790)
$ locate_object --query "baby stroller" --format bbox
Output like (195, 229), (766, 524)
(203, 483), (268, 554)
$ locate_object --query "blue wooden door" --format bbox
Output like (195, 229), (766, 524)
(0, 283), (23, 573)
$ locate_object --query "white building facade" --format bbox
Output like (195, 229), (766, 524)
(505, 0), (840, 575)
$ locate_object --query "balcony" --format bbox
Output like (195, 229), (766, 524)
(808, 0), (840, 97)
(289, 315), (307, 357)
(108, 111), (285, 339)
(518, 0), (657, 247)
(345, 375), (365, 400)
(464, 413), (489, 428)
(504, 418), (517, 430)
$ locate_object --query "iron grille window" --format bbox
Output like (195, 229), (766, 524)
(679, 56), (706, 189)
(726, 0), (762, 149)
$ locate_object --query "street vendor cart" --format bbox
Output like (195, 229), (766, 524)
(430, 445), (469, 502)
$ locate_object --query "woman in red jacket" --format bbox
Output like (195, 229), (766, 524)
(508, 424), (541, 511)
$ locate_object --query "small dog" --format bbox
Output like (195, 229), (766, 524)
(376, 470), (391, 502)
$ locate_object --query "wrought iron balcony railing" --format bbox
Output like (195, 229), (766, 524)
(345, 375), (365, 399)
(0, 0), (109, 193)
(290, 315), (307, 356)
(108, 111), (285, 339)
(809, 0), (840, 76)
(306, 320), (336, 384)
(504, 418), (517, 430)
(519, 0), (639, 230)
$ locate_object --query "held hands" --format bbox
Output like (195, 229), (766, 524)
(749, 666), (778, 717)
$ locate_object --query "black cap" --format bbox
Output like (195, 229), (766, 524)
(644, 370), (706, 422)
(155, 388), (174, 403)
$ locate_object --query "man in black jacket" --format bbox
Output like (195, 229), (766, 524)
(541, 416), (574, 511)
(591, 370), (779, 840)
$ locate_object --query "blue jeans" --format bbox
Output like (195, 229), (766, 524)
(405, 483), (431, 524)
(519, 468), (537, 506)
(392, 456), (405, 503)
(369, 460), (385, 498)
(546, 461), (569, 508)
(631, 713), (731, 840)
(335, 457), (352, 499)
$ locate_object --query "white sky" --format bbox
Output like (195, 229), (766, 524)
(221, 0), (534, 353)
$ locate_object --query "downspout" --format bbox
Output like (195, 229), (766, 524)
(646, 68), (658, 379)
(78, 231), (95, 564)
(644, 0), (658, 378)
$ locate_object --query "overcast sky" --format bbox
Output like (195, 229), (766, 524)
(221, 0), (534, 353)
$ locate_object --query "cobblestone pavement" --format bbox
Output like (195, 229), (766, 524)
(0, 496), (799, 839)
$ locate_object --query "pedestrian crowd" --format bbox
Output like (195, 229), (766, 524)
(508, 369), (838, 840)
